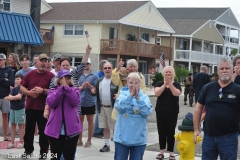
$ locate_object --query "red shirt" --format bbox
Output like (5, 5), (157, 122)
(21, 70), (54, 111)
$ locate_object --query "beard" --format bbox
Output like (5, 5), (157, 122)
(220, 76), (230, 83)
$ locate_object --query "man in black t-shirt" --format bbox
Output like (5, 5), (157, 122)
(193, 65), (210, 103)
(193, 57), (240, 160)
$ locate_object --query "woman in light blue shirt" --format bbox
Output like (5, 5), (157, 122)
(113, 72), (153, 160)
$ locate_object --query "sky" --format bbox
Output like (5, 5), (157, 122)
(46, 0), (240, 36)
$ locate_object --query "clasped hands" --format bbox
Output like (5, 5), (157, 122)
(130, 83), (140, 100)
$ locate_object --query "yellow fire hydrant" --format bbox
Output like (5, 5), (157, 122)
(174, 113), (202, 160)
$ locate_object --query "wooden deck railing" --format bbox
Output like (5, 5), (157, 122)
(39, 28), (54, 44)
(101, 39), (172, 59)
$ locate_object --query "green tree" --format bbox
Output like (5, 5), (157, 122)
(231, 49), (238, 56)
(175, 67), (190, 83)
(152, 72), (163, 86)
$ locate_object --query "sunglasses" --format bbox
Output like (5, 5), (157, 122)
(104, 67), (112, 70)
(86, 63), (90, 65)
(219, 88), (223, 99)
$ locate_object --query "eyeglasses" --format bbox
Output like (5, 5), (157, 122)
(219, 88), (223, 99)
(104, 67), (112, 70)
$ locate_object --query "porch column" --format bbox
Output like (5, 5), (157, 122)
(117, 23), (122, 62)
(169, 33), (172, 66)
(49, 44), (51, 56)
(188, 37), (192, 71)
(212, 65), (214, 74)
(223, 45), (226, 56)
(238, 31), (240, 53)
(228, 27), (231, 43)
(155, 30), (157, 45)
(225, 26), (227, 40)
(136, 27), (140, 62)
(213, 42), (216, 54)
(201, 40), (204, 52)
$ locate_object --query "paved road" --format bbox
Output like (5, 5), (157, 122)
(1, 94), (239, 158)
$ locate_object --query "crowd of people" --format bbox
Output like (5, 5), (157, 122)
(1, 47), (240, 160)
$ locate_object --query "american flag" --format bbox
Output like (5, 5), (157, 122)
(160, 53), (166, 67)
(85, 30), (89, 38)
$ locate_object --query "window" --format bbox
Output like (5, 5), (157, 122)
(157, 37), (161, 45)
(141, 33), (149, 42)
(64, 25), (84, 36)
(0, 0), (10, 12)
(70, 57), (82, 67)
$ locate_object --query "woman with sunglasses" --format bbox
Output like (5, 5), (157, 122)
(45, 69), (82, 160)
(154, 66), (182, 160)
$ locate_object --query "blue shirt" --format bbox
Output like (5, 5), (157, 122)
(97, 70), (104, 78)
(10, 86), (25, 110)
(16, 68), (33, 77)
(79, 71), (99, 107)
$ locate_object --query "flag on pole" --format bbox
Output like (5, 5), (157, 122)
(85, 30), (89, 38)
(160, 53), (166, 67)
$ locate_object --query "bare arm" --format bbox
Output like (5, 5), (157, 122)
(154, 84), (166, 97)
(169, 82), (181, 96)
(4, 94), (22, 101)
(193, 102), (204, 143)
(82, 45), (92, 63)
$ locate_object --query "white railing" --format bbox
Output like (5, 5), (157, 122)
(175, 50), (224, 64)
(221, 34), (239, 45)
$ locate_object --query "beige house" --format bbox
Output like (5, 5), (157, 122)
(33, 1), (175, 74)
(157, 8), (240, 73)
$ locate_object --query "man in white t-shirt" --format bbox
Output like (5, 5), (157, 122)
(51, 54), (62, 76)
(91, 62), (118, 152)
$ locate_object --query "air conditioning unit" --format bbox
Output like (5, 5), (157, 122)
(0, 4), (3, 10)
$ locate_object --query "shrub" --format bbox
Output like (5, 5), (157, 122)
(152, 72), (163, 86)
(175, 67), (190, 83)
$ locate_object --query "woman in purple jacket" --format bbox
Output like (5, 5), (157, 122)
(45, 69), (82, 160)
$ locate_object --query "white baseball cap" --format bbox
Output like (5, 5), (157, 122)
(0, 53), (6, 60)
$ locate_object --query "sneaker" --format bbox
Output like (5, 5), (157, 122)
(6, 143), (14, 149)
(84, 141), (91, 148)
(99, 144), (110, 152)
(35, 135), (39, 143)
(22, 152), (32, 159)
(17, 143), (24, 149)
(189, 104), (193, 107)
(184, 101), (187, 105)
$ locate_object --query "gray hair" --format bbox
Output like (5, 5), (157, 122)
(217, 57), (233, 69)
(200, 65), (208, 71)
(232, 53), (240, 66)
(127, 59), (138, 68)
(127, 72), (141, 83)
(99, 60), (108, 68)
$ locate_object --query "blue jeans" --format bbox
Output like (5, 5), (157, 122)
(114, 142), (146, 160)
(202, 132), (238, 160)
(93, 108), (103, 135)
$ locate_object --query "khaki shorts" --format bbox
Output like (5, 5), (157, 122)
(99, 106), (115, 129)
(0, 99), (10, 113)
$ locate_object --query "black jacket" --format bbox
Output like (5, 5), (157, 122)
(93, 77), (118, 113)
(0, 66), (14, 98)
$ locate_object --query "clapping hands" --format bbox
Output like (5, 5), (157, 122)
(130, 80), (140, 100)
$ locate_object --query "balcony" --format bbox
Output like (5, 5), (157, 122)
(39, 28), (54, 44)
(175, 50), (224, 64)
(100, 39), (172, 59)
(221, 34), (239, 45)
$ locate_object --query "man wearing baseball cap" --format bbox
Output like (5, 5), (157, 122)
(51, 54), (62, 76)
(0, 53), (14, 141)
(20, 53), (55, 158)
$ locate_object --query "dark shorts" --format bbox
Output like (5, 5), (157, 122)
(81, 105), (95, 115)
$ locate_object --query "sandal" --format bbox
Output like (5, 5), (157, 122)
(169, 155), (175, 160)
(4, 137), (11, 141)
(156, 154), (164, 160)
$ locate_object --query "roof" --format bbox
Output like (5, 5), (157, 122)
(157, 8), (229, 20)
(0, 12), (44, 45)
(41, 1), (148, 21)
(165, 19), (209, 35)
